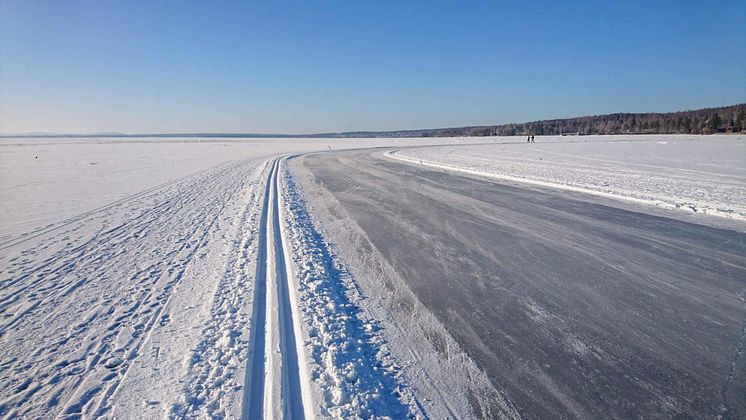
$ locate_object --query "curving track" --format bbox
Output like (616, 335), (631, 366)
(297, 148), (746, 419)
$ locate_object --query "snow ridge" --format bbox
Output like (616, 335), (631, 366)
(387, 143), (746, 223)
(280, 162), (420, 418)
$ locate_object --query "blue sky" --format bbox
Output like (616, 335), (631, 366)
(1, 1), (745, 134)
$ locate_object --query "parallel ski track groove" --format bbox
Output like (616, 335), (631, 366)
(242, 159), (273, 419)
(242, 157), (308, 420)
(272, 158), (306, 419)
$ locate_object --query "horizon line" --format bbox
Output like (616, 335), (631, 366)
(2, 102), (743, 138)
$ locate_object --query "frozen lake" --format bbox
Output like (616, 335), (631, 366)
(1, 134), (744, 418)
(296, 147), (746, 418)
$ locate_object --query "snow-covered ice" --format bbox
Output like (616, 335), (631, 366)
(2, 134), (743, 418)
(0, 136), (489, 418)
(0, 136), (485, 240)
(391, 135), (746, 223)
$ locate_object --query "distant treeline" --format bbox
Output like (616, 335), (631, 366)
(416, 103), (746, 137)
(3, 103), (744, 139)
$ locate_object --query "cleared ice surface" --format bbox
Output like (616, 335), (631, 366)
(393, 135), (746, 222)
(295, 148), (746, 419)
(289, 157), (520, 419)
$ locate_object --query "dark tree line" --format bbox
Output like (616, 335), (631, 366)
(411, 103), (746, 137)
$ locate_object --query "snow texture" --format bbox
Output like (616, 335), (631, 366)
(0, 157), (265, 417)
(391, 135), (746, 223)
(0, 136), (498, 418)
(2, 134), (741, 418)
(281, 161), (420, 418)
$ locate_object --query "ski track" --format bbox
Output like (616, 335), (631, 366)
(0, 158), (262, 418)
(242, 159), (273, 420)
(239, 157), (419, 418)
(1, 154), (427, 419)
(271, 158), (309, 419)
(242, 158), (311, 419)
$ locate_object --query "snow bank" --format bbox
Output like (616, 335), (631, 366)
(281, 163), (417, 418)
(390, 135), (746, 223)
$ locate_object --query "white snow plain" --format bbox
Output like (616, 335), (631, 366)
(1, 134), (743, 418)
(0, 136), (492, 418)
(391, 135), (746, 223)
(0, 137), (484, 240)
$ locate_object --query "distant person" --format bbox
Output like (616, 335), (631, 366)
(531, 135), (535, 142)
(527, 135), (531, 143)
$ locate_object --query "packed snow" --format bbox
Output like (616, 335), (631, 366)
(0, 157), (271, 418)
(281, 164), (418, 417)
(0, 136), (489, 418)
(1, 134), (743, 418)
(391, 135), (746, 223)
(0, 137), (487, 240)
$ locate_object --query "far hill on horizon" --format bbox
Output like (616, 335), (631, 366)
(2, 103), (745, 139)
(346, 103), (746, 138)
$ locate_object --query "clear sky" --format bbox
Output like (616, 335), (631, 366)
(1, 1), (745, 134)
